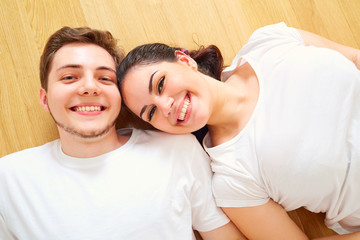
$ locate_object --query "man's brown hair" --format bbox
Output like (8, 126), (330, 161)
(40, 26), (124, 90)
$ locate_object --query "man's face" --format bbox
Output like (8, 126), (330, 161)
(40, 43), (121, 140)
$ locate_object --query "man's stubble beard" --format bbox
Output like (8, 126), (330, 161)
(48, 106), (118, 140)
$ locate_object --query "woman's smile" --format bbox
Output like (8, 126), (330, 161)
(176, 93), (192, 123)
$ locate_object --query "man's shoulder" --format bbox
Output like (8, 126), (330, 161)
(0, 139), (58, 166)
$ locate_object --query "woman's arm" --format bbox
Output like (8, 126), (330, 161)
(199, 221), (247, 240)
(297, 29), (360, 70)
(222, 199), (309, 240)
(222, 199), (360, 240)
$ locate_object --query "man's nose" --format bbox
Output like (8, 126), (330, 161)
(78, 76), (101, 96)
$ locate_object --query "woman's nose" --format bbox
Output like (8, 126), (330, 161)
(156, 96), (174, 117)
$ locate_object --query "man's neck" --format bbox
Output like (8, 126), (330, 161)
(58, 128), (124, 158)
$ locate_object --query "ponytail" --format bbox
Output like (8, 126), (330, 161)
(189, 45), (224, 80)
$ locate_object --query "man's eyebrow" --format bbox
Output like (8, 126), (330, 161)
(148, 70), (158, 93)
(56, 64), (81, 72)
(97, 66), (116, 73)
(139, 105), (148, 119)
(56, 65), (116, 73)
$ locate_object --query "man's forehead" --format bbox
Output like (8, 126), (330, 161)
(51, 43), (115, 71)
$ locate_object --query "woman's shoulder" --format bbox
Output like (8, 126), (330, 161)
(248, 22), (301, 42)
(237, 22), (304, 57)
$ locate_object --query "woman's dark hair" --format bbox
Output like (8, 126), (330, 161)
(117, 43), (224, 94)
(116, 43), (224, 142)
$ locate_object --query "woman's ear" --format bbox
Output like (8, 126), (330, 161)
(175, 50), (198, 70)
(40, 88), (50, 112)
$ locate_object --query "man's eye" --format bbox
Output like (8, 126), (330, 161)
(148, 106), (156, 121)
(157, 76), (165, 94)
(100, 77), (115, 82)
(62, 76), (75, 80)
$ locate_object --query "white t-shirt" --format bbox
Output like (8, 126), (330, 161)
(0, 128), (229, 240)
(205, 22), (360, 233)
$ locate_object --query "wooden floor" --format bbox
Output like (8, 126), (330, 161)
(1, 0), (359, 238)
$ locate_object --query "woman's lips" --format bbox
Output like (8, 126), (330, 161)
(178, 98), (190, 120)
(177, 94), (190, 121)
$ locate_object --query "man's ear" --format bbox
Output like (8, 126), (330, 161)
(40, 88), (50, 112)
(175, 50), (198, 70)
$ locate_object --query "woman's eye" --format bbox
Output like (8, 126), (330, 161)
(157, 76), (165, 94)
(148, 106), (156, 121)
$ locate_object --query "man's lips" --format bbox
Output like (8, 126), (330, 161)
(70, 105), (106, 112)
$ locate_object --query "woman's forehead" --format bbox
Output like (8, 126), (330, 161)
(124, 60), (183, 85)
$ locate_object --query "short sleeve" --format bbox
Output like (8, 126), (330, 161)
(204, 131), (270, 208)
(0, 213), (15, 240)
(211, 166), (270, 207)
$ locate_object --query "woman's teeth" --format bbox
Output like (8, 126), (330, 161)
(75, 106), (101, 112)
(179, 98), (190, 121)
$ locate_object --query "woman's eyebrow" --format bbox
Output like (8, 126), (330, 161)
(140, 70), (159, 119)
(139, 105), (147, 119)
(148, 70), (158, 93)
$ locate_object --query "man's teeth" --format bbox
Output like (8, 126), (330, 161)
(75, 106), (101, 112)
(179, 98), (190, 120)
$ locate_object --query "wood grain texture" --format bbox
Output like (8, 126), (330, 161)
(1, 0), (359, 237)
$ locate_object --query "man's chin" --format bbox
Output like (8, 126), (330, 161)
(77, 129), (112, 140)
(48, 110), (118, 141)
(56, 122), (116, 140)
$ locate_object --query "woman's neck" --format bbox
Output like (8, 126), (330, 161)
(207, 62), (259, 146)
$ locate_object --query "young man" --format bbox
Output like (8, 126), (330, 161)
(0, 27), (243, 240)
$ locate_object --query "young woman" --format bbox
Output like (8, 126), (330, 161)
(117, 22), (360, 239)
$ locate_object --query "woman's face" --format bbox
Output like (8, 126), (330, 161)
(121, 55), (212, 134)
